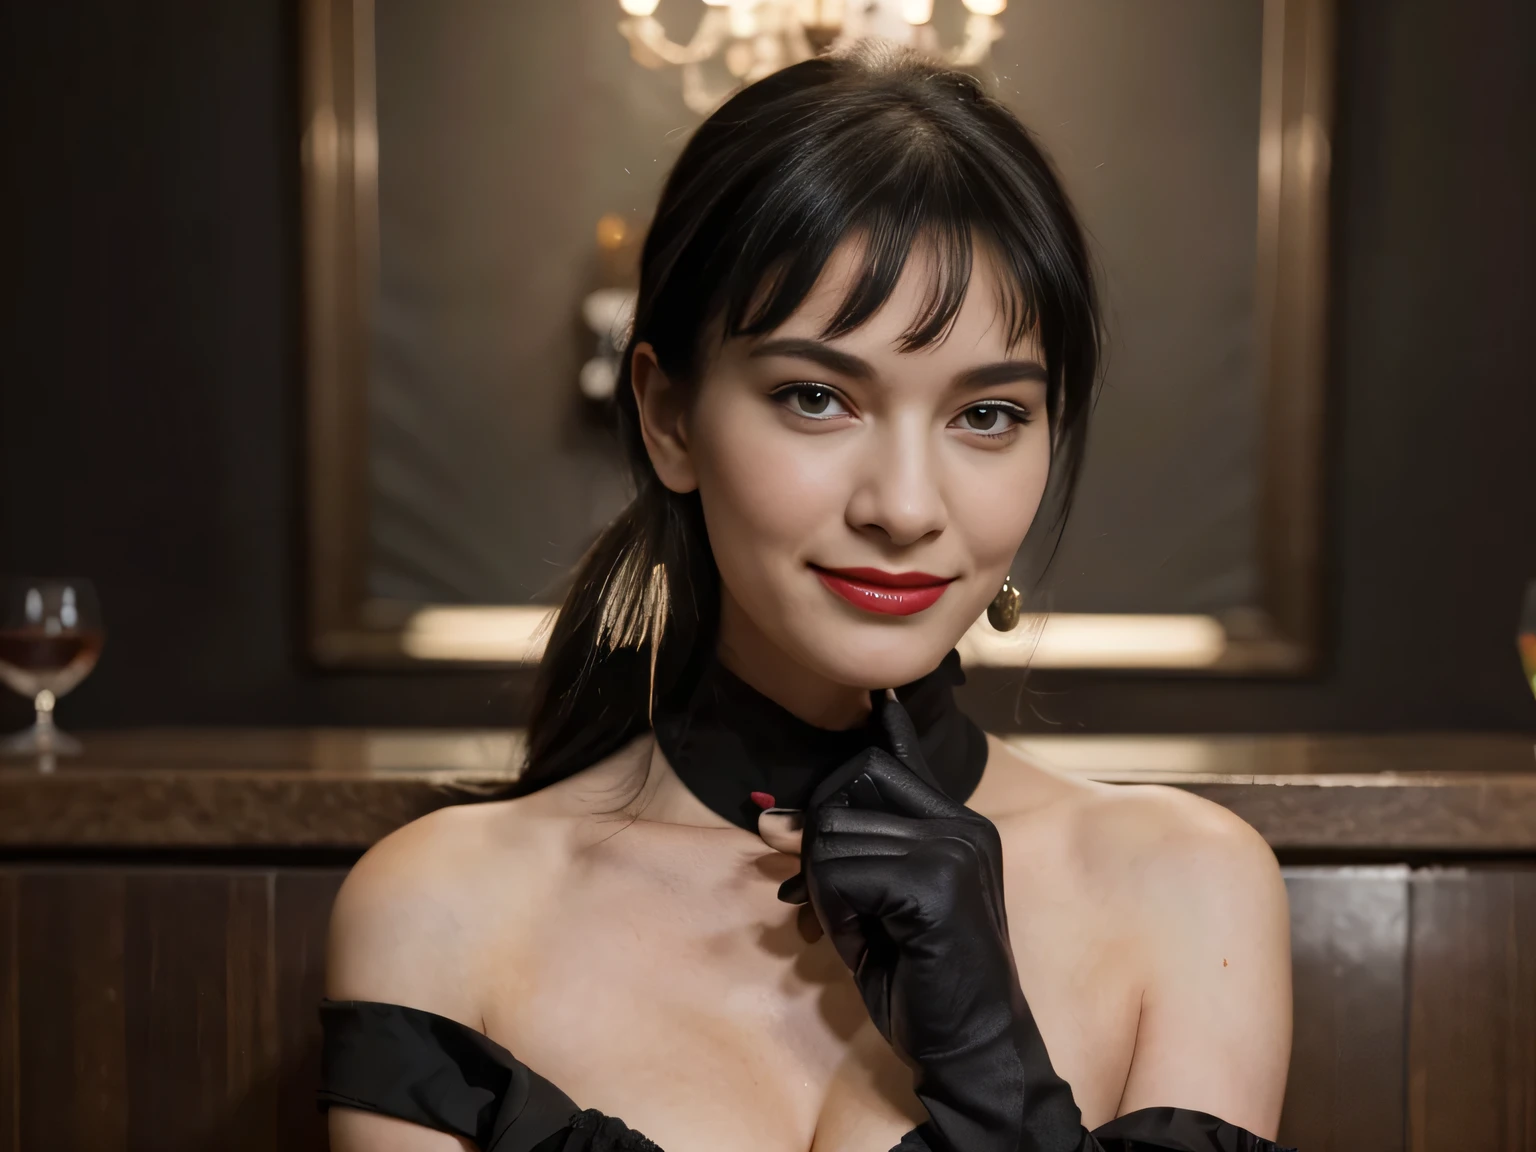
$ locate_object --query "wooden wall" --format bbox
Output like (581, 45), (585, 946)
(1281, 866), (1536, 1150)
(2, 864), (1533, 1151)
(0, 868), (343, 1151)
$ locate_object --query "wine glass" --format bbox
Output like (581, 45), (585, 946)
(0, 578), (105, 756)
(1521, 579), (1536, 704)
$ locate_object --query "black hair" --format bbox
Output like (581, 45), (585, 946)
(513, 41), (1101, 795)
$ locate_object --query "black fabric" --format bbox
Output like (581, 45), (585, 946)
(894, 1108), (1293, 1151)
(1093, 1107), (1296, 1151)
(319, 1000), (654, 1152)
(319, 999), (1290, 1152)
(652, 648), (988, 829)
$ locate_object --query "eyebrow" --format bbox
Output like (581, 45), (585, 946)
(748, 338), (872, 379)
(748, 337), (1047, 390)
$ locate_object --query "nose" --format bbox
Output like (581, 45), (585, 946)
(845, 413), (948, 548)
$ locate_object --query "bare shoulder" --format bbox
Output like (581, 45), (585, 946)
(978, 736), (1287, 931)
(325, 794), (541, 1022)
(326, 736), (653, 1022)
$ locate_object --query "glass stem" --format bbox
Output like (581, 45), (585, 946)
(33, 689), (57, 750)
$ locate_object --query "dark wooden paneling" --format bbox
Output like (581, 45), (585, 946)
(0, 867), (344, 1152)
(224, 872), (280, 1152)
(275, 870), (347, 1150)
(0, 873), (16, 1152)
(7, 861), (1536, 1150)
(1280, 867), (1409, 1152)
(1409, 868), (1536, 1152)
(18, 872), (129, 1151)
(125, 874), (230, 1148)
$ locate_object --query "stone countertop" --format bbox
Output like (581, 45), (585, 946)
(2, 730), (1534, 852)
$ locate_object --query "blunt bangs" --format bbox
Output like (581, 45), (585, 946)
(634, 44), (1098, 445)
(724, 126), (1033, 356)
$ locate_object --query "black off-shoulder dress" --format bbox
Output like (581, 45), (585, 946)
(319, 999), (1291, 1152)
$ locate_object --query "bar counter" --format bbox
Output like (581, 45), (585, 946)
(2, 728), (1534, 851)
(3, 730), (1535, 1151)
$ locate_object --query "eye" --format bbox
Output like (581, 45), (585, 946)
(775, 384), (850, 421)
(953, 403), (1030, 436)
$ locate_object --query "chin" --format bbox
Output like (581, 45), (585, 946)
(787, 614), (970, 691)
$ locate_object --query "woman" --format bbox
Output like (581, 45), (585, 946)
(322, 42), (1293, 1152)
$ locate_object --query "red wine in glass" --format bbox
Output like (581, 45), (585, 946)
(0, 578), (104, 756)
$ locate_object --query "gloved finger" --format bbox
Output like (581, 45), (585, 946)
(812, 853), (917, 941)
(806, 829), (914, 866)
(877, 694), (941, 789)
(814, 814), (1004, 929)
(806, 747), (886, 813)
(808, 860), (876, 974)
(808, 747), (938, 816)
(855, 746), (969, 821)
(811, 803), (929, 843)
(776, 870), (808, 905)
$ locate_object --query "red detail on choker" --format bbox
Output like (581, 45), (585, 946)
(750, 791), (776, 810)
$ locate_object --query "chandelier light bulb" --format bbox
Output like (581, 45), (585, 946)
(728, 3), (758, 38)
(615, 0), (1004, 114)
(902, 0), (934, 24)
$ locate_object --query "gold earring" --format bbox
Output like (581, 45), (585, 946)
(987, 575), (1021, 632)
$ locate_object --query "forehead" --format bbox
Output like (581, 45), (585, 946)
(762, 235), (1041, 362)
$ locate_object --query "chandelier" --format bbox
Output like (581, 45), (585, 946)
(617, 0), (1008, 115)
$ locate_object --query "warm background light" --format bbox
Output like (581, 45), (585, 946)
(902, 0), (934, 24)
(960, 0), (1006, 14)
(401, 606), (1230, 670)
(595, 213), (629, 250)
(620, 0), (661, 15)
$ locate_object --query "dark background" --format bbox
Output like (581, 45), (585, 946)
(1, 0), (1533, 734)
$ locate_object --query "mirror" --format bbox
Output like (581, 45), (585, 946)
(302, 0), (1334, 674)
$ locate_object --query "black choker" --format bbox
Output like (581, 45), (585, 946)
(652, 649), (988, 830)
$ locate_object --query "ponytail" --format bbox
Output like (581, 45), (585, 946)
(510, 464), (718, 793)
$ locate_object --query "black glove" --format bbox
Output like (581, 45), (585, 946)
(777, 693), (1091, 1152)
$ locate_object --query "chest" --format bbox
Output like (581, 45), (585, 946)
(478, 827), (1140, 1151)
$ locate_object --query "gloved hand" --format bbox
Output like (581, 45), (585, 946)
(777, 693), (1092, 1152)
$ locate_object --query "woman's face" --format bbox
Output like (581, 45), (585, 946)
(637, 240), (1051, 698)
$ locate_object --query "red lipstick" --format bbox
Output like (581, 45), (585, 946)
(812, 566), (954, 616)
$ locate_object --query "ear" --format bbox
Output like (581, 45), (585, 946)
(631, 342), (698, 494)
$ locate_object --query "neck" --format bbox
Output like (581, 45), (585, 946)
(715, 589), (871, 731)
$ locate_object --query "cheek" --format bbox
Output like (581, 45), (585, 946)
(688, 395), (846, 574)
(948, 431), (1052, 578)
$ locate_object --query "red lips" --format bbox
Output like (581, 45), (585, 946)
(812, 565), (955, 616)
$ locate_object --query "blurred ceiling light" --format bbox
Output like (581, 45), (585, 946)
(401, 605), (1228, 670)
(617, 0), (1005, 115)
